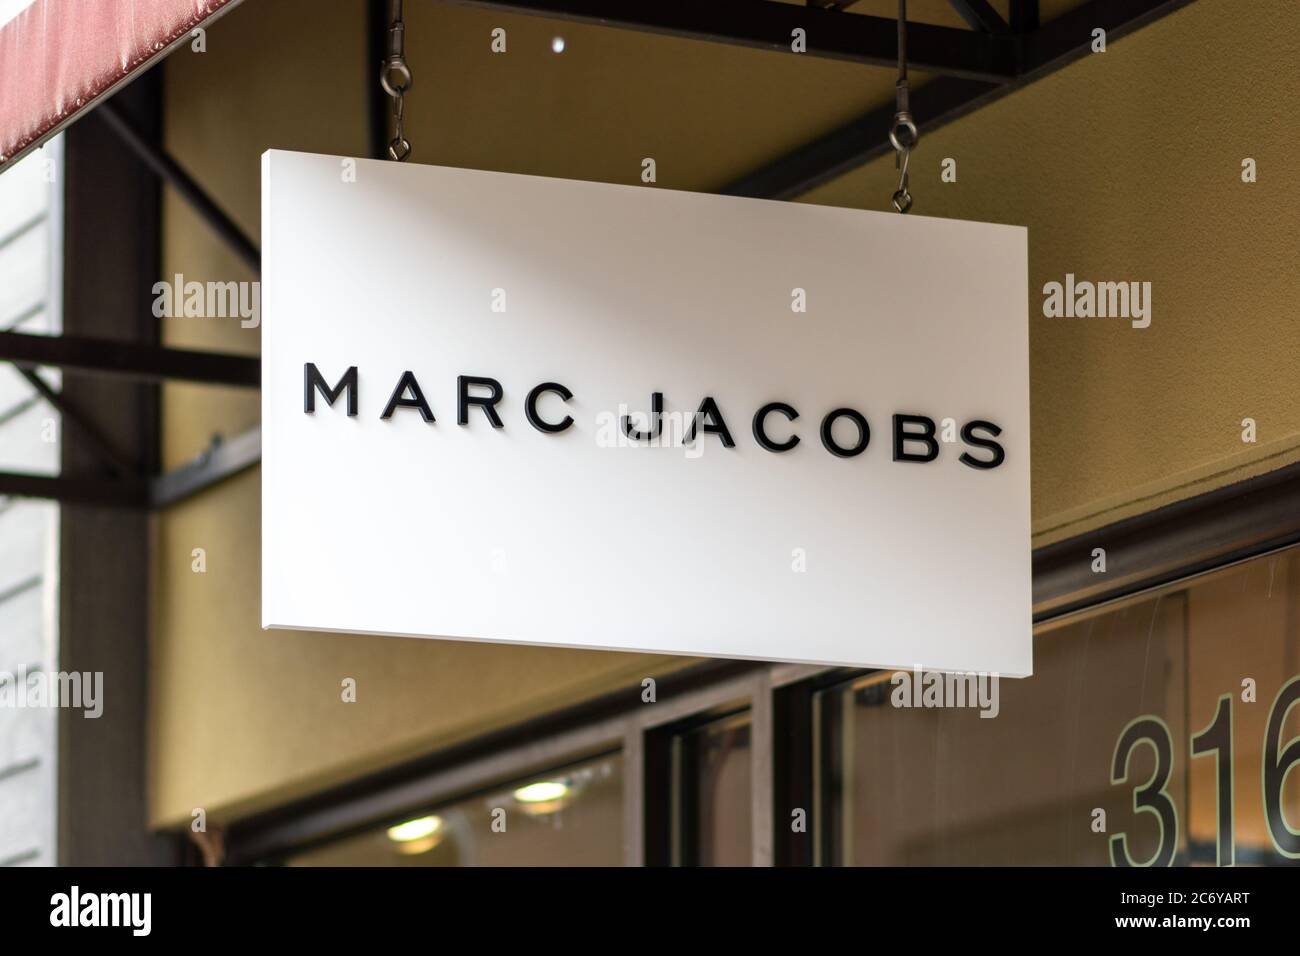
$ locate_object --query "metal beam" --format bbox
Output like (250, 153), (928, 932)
(1, 424), (262, 510)
(151, 426), (261, 508)
(723, 76), (996, 200)
(11, 366), (139, 477)
(3, 300), (47, 331)
(368, 0), (393, 160)
(58, 75), (183, 866)
(722, 0), (1200, 200)
(1022, 0), (1198, 78)
(0, 472), (145, 507)
(444, 0), (1019, 83)
(1008, 0), (1039, 33)
(947, 0), (1009, 33)
(0, 394), (39, 429)
(96, 100), (261, 273)
(0, 331), (259, 388)
(0, 212), (46, 254)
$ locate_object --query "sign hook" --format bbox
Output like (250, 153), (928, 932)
(890, 0), (917, 213)
(381, 0), (412, 161)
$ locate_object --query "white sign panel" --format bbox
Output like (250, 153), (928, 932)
(261, 150), (1031, 675)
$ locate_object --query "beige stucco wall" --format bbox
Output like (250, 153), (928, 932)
(150, 0), (1300, 827)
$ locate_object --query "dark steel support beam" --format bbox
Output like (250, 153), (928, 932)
(1021, 0), (1197, 78)
(723, 77), (996, 200)
(151, 426), (261, 508)
(0, 331), (259, 388)
(96, 99), (261, 273)
(368, 0), (392, 160)
(1008, 0), (1040, 34)
(10, 424), (266, 509)
(58, 69), (180, 867)
(0, 394), (39, 429)
(444, 0), (1018, 82)
(947, 0), (1009, 33)
(2, 301), (47, 331)
(0, 212), (46, 254)
(11, 366), (140, 478)
(722, 0), (1200, 200)
(0, 472), (146, 507)
(5, 427), (261, 510)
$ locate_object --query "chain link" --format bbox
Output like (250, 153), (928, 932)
(889, 0), (916, 213)
(381, 1), (412, 161)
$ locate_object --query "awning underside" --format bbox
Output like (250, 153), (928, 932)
(0, 0), (243, 165)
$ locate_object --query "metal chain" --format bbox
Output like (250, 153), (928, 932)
(381, 0), (412, 161)
(889, 0), (917, 213)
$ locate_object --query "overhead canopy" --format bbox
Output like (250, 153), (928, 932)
(0, 0), (244, 166)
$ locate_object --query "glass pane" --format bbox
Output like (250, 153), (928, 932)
(818, 546), (1300, 865)
(674, 710), (751, 865)
(283, 751), (622, 866)
(0, 134), (60, 867)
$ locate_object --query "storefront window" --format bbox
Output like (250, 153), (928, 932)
(817, 547), (1300, 866)
(282, 752), (622, 866)
(672, 709), (752, 866)
(0, 133), (60, 868)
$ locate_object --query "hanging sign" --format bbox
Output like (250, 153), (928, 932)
(261, 150), (1031, 674)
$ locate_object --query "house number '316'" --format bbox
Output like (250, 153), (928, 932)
(1110, 675), (1300, 866)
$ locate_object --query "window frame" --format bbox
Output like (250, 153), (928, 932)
(644, 700), (754, 866)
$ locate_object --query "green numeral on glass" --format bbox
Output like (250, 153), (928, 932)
(1110, 716), (1177, 867)
(1190, 694), (1234, 866)
(1264, 676), (1300, 859)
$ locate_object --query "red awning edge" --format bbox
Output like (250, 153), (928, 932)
(0, 0), (246, 168)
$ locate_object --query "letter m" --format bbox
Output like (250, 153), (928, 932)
(1098, 281), (1129, 319)
(304, 363), (358, 416)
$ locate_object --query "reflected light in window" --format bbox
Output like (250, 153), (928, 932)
(386, 815), (441, 843)
(513, 781), (568, 804)
(511, 779), (574, 816)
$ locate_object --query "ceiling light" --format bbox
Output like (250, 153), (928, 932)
(513, 780), (569, 803)
(386, 815), (441, 843)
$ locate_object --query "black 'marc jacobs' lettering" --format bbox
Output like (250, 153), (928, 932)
(381, 370), (435, 422)
(752, 401), (800, 452)
(525, 382), (575, 433)
(457, 375), (505, 428)
(893, 413), (939, 463)
(303, 362), (358, 416)
(959, 420), (1005, 469)
(622, 391), (664, 442)
(820, 407), (870, 458)
(684, 396), (736, 448)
